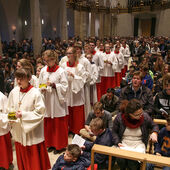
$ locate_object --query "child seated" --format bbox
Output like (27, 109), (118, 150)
(146, 115), (170, 170)
(52, 144), (90, 170)
(80, 102), (112, 141)
(82, 117), (115, 169)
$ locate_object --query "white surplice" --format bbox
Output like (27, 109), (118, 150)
(0, 92), (10, 136)
(61, 62), (86, 107)
(92, 51), (104, 83)
(79, 54), (92, 118)
(59, 55), (68, 66)
(89, 63), (98, 105)
(100, 52), (117, 77)
(7, 87), (45, 146)
(113, 51), (125, 73)
(39, 66), (68, 118)
(120, 46), (131, 66)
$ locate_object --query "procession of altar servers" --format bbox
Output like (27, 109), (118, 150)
(0, 44), (130, 170)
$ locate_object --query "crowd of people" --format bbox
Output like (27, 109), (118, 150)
(0, 36), (170, 170)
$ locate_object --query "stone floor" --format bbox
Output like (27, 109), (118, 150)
(12, 134), (73, 170)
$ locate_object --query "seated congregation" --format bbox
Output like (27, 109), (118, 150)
(0, 37), (170, 170)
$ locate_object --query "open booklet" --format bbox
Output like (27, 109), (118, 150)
(119, 146), (145, 153)
(72, 134), (85, 147)
(160, 108), (168, 115)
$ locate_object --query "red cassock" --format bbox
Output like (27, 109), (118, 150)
(121, 65), (127, 77)
(15, 141), (51, 170)
(0, 132), (13, 169)
(115, 72), (122, 87)
(44, 116), (68, 150)
(96, 82), (102, 101)
(68, 105), (85, 134)
(101, 76), (116, 96)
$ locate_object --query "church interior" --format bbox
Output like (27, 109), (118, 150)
(0, 0), (170, 170)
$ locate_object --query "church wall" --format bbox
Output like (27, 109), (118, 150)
(156, 9), (170, 36)
(116, 13), (134, 36)
(67, 8), (74, 38)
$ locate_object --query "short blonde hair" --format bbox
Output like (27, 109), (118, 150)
(42, 50), (59, 65)
(90, 117), (104, 131)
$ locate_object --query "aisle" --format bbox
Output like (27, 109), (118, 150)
(11, 134), (73, 170)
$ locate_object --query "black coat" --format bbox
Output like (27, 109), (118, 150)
(120, 85), (154, 116)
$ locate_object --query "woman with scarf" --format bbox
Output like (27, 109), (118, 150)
(112, 99), (159, 170)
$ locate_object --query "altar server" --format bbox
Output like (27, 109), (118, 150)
(61, 47), (86, 134)
(39, 50), (69, 154)
(100, 43), (117, 96)
(8, 68), (51, 170)
(0, 92), (13, 170)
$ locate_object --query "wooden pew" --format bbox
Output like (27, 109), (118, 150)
(91, 144), (170, 170)
(153, 119), (167, 125)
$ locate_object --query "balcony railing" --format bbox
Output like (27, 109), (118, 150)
(66, 0), (170, 13)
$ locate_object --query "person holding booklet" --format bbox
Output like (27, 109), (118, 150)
(80, 102), (112, 141)
(112, 99), (159, 170)
(82, 117), (114, 169)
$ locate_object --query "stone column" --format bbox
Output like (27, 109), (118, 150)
(156, 9), (170, 36)
(90, 12), (95, 37)
(80, 11), (87, 40)
(116, 13), (133, 36)
(30, 0), (42, 58)
(61, 0), (68, 41)
(0, 35), (2, 57)
(74, 10), (80, 36)
(104, 13), (111, 37)
(112, 16), (118, 36)
(99, 12), (104, 39)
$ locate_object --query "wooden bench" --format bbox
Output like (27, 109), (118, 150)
(153, 119), (167, 125)
(91, 144), (170, 170)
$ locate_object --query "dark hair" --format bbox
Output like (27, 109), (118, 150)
(93, 102), (103, 111)
(15, 68), (32, 79)
(125, 99), (142, 115)
(74, 43), (82, 49)
(120, 80), (128, 88)
(141, 66), (149, 72)
(166, 115), (170, 124)
(119, 100), (129, 114)
(67, 144), (81, 158)
(107, 88), (115, 94)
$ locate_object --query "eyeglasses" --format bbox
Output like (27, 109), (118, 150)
(130, 110), (143, 118)
(43, 58), (55, 63)
(66, 52), (73, 55)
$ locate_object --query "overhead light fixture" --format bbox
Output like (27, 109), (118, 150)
(42, 19), (44, 25)
(24, 20), (27, 26)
